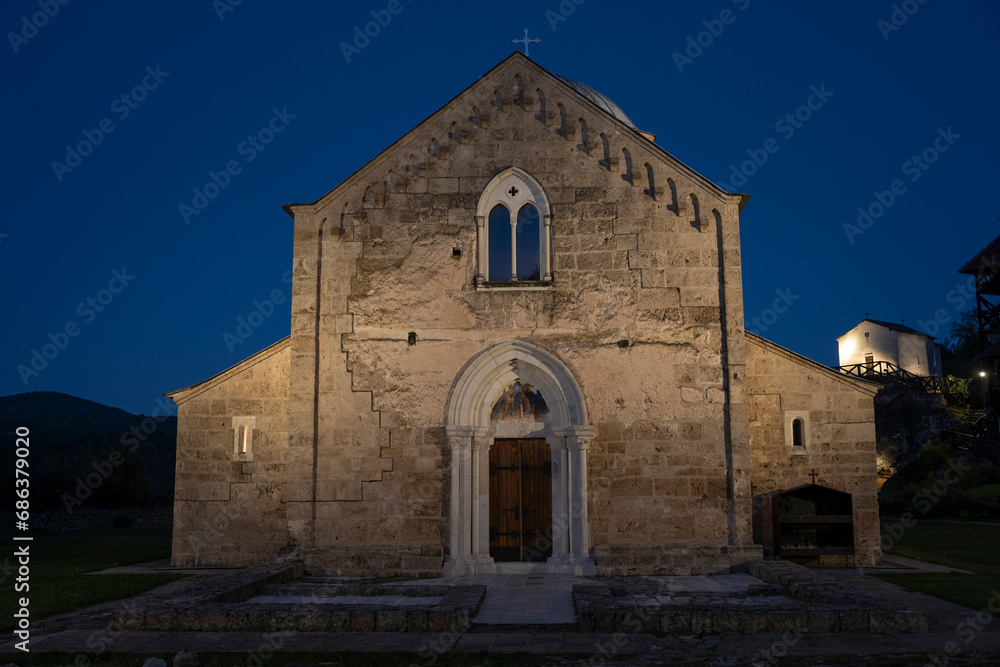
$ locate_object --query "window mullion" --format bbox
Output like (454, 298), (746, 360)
(542, 214), (552, 282)
(510, 217), (518, 281)
(476, 215), (486, 285)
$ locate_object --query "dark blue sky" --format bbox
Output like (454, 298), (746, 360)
(3, 1), (998, 415)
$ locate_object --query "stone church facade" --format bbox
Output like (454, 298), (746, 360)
(167, 53), (882, 576)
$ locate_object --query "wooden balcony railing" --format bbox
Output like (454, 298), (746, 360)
(834, 360), (945, 394)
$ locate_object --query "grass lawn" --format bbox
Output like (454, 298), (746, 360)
(0, 653), (591, 667)
(1, 525), (185, 631)
(0, 652), (985, 667)
(876, 518), (1000, 612)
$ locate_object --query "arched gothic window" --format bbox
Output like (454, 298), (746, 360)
(476, 168), (552, 287)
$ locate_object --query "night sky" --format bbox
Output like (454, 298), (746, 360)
(3, 1), (998, 416)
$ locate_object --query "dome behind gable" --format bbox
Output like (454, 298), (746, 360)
(556, 75), (639, 131)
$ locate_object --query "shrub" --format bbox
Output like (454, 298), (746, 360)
(946, 375), (971, 408)
(958, 484), (1000, 518)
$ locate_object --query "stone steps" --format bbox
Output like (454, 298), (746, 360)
(111, 563), (929, 636)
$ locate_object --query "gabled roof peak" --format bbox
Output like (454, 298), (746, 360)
(837, 318), (933, 340)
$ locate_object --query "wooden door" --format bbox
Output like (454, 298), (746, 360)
(488, 438), (552, 562)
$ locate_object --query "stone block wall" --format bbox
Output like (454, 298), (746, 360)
(170, 339), (291, 566)
(745, 334), (882, 567)
(165, 55), (881, 576)
(284, 55), (754, 575)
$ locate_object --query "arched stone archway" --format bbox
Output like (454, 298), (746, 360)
(443, 339), (596, 576)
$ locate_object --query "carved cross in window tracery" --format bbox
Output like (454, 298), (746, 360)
(507, 186), (519, 197)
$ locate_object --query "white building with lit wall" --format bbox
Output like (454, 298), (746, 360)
(837, 319), (943, 379)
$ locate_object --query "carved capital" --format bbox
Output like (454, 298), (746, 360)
(445, 425), (479, 450)
(554, 425), (596, 451)
(470, 428), (489, 451)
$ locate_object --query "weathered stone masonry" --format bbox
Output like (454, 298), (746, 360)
(168, 53), (882, 575)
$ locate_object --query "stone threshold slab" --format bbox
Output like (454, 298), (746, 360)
(113, 565), (486, 634)
(246, 595), (444, 606)
(573, 561), (928, 635)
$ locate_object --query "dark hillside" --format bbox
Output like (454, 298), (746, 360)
(1, 391), (176, 529)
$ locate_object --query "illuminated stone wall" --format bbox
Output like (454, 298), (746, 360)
(746, 334), (882, 567)
(169, 53), (881, 576)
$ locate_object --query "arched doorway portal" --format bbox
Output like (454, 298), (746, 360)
(443, 339), (596, 576)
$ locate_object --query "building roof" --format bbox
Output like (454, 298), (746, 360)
(837, 318), (934, 341)
(282, 52), (751, 219)
(165, 336), (290, 405)
(977, 337), (1000, 360)
(959, 233), (1000, 274)
(746, 332), (882, 396)
(864, 318), (930, 337)
(555, 76), (639, 131)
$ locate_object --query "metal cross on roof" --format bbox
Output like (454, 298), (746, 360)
(513, 28), (541, 56)
(809, 469), (819, 484)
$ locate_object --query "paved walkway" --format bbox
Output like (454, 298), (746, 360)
(404, 573), (583, 624)
(824, 553), (975, 575)
(645, 573), (761, 594)
(246, 594), (445, 606)
(13, 557), (998, 664)
(400, 572), (762, 625)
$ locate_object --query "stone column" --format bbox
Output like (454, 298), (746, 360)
(471, 429), (496, 573)
(542, 214), (553, 281)
(458, 444), (472, 557)
(470, 441), (481, 557)
(545, 435), (571, 573)
(567, 430), (593, 559)
(448, 432), (461, 560)
(443, 426), (474, 575)
(552, 426), (597, 575)
(475, 216), (486, 285)
(509, 218), (518, 281)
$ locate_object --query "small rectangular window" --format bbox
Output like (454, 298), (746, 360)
(232, 416), (256, 461)
(784, 411), (809, 455)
